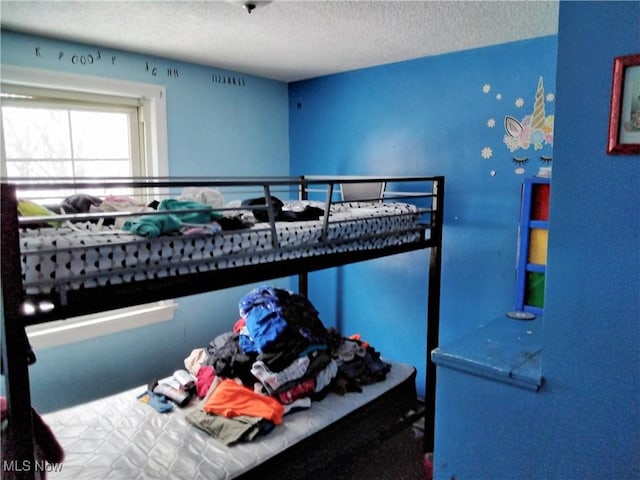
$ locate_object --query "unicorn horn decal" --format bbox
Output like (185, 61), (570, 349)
(532, 76), (545, 131)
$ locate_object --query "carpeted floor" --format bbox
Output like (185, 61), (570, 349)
(332, 424), (430, 480)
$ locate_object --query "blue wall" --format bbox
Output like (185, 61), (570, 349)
(2, 4), (639, 478)
(540, 1), (639, 478)
(289, 3), (639, 478)
(0, 30), (291, 411)
(289, 36), (558, 397)
(0, 30), (289, 177)
(433, 2), (640, 479)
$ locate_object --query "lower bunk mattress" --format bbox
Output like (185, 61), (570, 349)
(43, 361), (417, 480)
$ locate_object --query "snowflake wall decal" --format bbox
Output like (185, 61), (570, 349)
(481, 147), (493, 159)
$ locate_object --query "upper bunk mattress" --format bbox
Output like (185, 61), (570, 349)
(43, 361), (416, 480)
(19, 201), (425, 298)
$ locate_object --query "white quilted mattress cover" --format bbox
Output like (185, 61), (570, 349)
(43, 361), (415, 480)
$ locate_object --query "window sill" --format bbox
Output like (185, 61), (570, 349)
(27, 301), (178, 350)
(431, 315), (543, 391)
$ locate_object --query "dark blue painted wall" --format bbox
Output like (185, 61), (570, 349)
(539, 1), (639, 478)
(433, 2), (640, 479)
(289, 36), (558, 397)
(289, 3), (639, 478)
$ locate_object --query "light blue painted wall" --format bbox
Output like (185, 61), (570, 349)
(1, 30), (290, 412)
(289, 35), (558, 397)
(0, 30), (289, 177)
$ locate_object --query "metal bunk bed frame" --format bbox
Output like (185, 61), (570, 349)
(0, 175), (444, 479)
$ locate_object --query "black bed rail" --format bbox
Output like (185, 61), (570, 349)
(3, 174), (440, 193)
(2, 175), (441, 321)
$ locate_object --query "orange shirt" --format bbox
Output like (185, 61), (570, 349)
(203, 379), (284, 425)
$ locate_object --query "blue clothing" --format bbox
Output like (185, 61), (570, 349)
(123, 214), (182, 237)
(123, 198), (221, 237)
(158, 198), (222, 223)
(239, 287), (289, 354)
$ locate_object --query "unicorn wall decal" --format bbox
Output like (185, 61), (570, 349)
(503, 77), (554, 152)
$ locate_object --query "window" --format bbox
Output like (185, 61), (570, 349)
(0, 65), (176, 349)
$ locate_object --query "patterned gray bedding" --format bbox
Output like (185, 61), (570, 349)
(20, 200), (425, 299)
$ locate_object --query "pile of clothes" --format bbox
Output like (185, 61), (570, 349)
(18, 187), (325, 238)
(178, 286), (391, 446)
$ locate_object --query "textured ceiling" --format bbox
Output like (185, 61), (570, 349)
(0, 0), (559, 82)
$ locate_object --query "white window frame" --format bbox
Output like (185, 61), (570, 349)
(1, 65), (177, 350)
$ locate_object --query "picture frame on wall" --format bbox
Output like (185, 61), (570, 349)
(607, 53), (640, 154)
